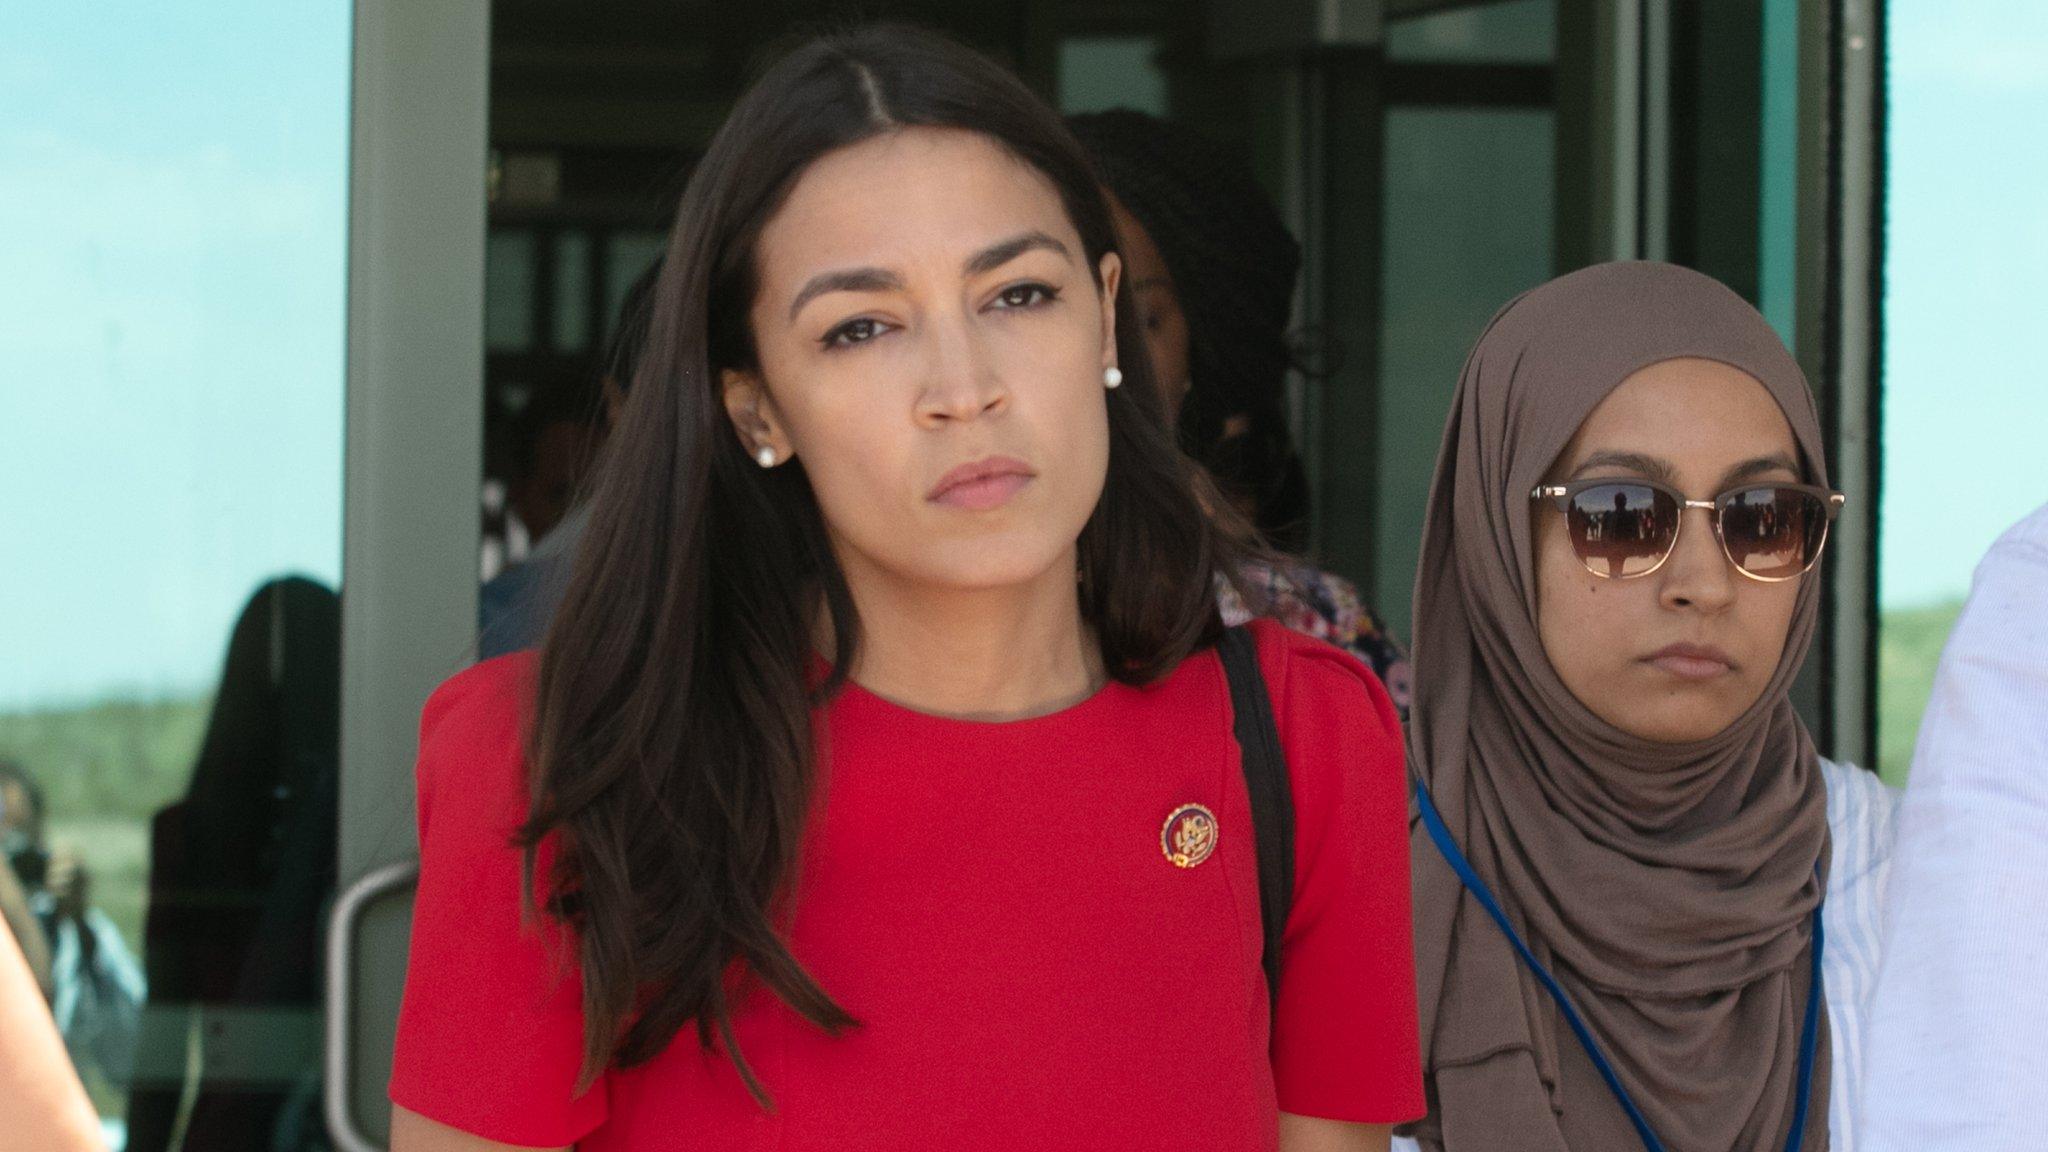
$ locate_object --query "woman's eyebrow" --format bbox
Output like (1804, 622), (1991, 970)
(788, 267), (903, 322)
(963, 229), (1072, 276)
(784, 231), (1074, 323)
(1567, 450), (1675, 482)
(1720, 453), (1802, 485)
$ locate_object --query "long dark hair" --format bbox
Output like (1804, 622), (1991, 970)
(521, 24), (1245, 1102)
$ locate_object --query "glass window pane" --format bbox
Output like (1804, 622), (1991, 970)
(1387, 0), (1557, 64)
(1375, 108), (1554, 640)
(1878, 0), (2048, 783)
(1057, 37), (1168, 116)
(485, 229), (537, 352)
(554, 230), (592, 352)
(0, 3), (351, 1148)
(603, 231), (668, 348)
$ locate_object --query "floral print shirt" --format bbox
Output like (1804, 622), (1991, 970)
(1219, 561), (1412, 717)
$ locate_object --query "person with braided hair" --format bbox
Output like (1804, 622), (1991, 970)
(1068, 110), (1410, 713)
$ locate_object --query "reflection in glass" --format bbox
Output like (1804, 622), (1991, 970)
(0, 4), (350, 1146)
(1, 759), (147, 1096)
(127, 579), (339, 1152)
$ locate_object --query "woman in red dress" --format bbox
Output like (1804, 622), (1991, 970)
(389, 25), (1420, 1152)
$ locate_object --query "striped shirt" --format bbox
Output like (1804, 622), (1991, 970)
(1820, 756), (1902, 1152)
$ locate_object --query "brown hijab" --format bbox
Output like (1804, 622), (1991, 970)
(1406, 262), (1833, 1151)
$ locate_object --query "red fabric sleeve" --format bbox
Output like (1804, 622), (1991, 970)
(1253, 620), (1425, 1123)
(386, 655), (608, 1147)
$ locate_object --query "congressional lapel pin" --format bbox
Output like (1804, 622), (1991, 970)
(1161, 803), (1218, 868)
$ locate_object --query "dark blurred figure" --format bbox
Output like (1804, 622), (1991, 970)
(1067, 109), (1411, 711)
(126, 576), (340, 1152)
(506, 381), (604, 548)
(0, 760), (145, 1094)
(478, 260), (661, 658)
(1067, 108), (1309, 548)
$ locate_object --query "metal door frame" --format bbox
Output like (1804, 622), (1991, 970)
(329, 3), (490, 1148)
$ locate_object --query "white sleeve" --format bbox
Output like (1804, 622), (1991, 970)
(1860, 504), (2048, 1151)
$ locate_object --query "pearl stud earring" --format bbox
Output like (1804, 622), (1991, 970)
(755, 446), (776, 468)
(1104, 366), (1123, 389)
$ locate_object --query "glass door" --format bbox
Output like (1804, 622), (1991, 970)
(1, 4), (491, 1150)
(1366, 0), (1561, 638)
(0, 4), (353, 1149)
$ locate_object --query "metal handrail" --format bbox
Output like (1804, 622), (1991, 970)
(323, 859), (420, 1152)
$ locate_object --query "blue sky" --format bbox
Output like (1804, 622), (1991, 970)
(0, 1), (2038, 707)
(0, 2), (350, 707)
(1881, 0), (2048, 606)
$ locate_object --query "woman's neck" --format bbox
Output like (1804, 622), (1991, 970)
(830, 552), (1104, 722)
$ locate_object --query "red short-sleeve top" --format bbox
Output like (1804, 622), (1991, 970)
(389, 619), (1422, 1149)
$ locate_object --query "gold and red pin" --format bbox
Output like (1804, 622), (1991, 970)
(1161, 803), (1218, 868)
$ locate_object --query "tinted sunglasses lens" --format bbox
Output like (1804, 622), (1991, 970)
(1565, 483), (1676, 577)
(1719, 487), (1828, 579)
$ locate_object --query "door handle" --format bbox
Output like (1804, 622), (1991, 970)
(324, 859), (419, 1152)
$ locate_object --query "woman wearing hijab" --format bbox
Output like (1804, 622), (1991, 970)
(1400, 262), (1897, 1152)
(1066, 110), (1411, 713)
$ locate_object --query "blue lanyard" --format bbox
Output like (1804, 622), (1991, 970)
(1414, 779), (1823, 1152)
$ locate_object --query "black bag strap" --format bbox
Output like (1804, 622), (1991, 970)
(1218, 625), (1295, 1013)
